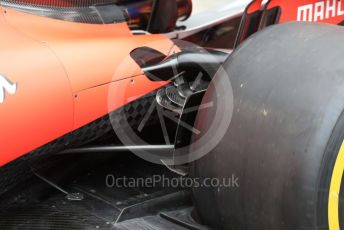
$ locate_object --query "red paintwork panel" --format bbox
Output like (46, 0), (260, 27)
(0, 9), (73, 165)
(74, 75), (168, 129)
(266, 0), (344, 24)
(0, 7), (177, 166)
(3, 8), (176, 92)
(247, 0), (263, 14)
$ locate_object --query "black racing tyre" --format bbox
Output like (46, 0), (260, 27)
(190, 22), (344, 230)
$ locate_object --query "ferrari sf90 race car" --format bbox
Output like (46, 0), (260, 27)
(0, 0), (344, 230)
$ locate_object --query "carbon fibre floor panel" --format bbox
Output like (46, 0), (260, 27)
(0, 153), (203, 230)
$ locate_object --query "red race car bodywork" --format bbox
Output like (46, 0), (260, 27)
(236, 0), (344, 47)
(0, 6), (177, 166)
(1, 0), (344, 167)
